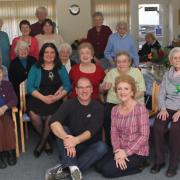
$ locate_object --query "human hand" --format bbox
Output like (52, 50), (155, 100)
(101, 82), (112, 91)
(42, 95), (55, 104)
(114, 149), (127, 161)
(0, 105), (8, 116)
(66, 147), (76, 158)
(115, 158), (129, 170)
(172, 110), (180, 122)
(63, 135), (79, 148)
(157, 109), (169, 121)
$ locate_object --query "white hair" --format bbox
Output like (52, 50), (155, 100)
(168, 47), (180, 60)
(58, 43), (72, 56)
(36, 6), (48, 15)
(14, 40), (29, 56)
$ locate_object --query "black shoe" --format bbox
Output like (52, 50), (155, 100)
(45, 148), (53, 155)
(33, 143), (43, 158)
(139, 159), (150, 171)
(150, 163), (165, 174)
(7, 150), (16, 166)
(0, 153), (7, 169)
(166, 167), (177, 177)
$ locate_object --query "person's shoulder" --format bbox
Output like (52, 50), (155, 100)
(130, 67), (141, 74)
(88, 26), (95, 33)
(31, 21), (39, 27)
(135, 103), (148, 113)
(91, 99), (103, 109)
(0, 31), (8, 37)
(102, 25), (111, 30)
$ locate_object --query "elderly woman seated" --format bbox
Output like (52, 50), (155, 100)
(8, 40), (36, 99)
(0, 66), (17, 169)
(100, 51), (146, 146)
(138, 33), (161, 62)
(150, 47), (180, 177)
(58, 42), (76, 73)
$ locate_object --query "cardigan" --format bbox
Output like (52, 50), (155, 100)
(27, 64), (71, 95)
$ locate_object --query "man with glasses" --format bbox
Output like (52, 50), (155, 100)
(46, 77), (108, 180)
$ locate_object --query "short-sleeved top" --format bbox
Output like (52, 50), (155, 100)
(50, 98), (104, 145)
(103, 67), (146, 104)
(69, 64), (105, 100)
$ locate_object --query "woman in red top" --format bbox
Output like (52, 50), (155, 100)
(69, 42), (105, 100)
(10, 20), (39, 61)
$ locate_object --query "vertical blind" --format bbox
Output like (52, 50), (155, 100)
(0, 0), (56, 43)
(91, 0), (130, 32)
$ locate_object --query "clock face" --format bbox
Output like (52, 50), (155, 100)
(69, 4), (80, 15)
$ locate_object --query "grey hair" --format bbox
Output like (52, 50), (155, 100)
(92, 12), (103, 18)
(36, 6), (48, 15)
(14, 40), (29, 56)
(58, 43), (72, 56)
(168, 47), (180, 61)
(116, 21), (128, 31)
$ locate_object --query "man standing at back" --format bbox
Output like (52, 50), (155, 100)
(87, 12), (112, 69)
(46, 77), (108, 180)
(30, 6), (48, 36)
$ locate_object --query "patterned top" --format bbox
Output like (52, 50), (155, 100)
(111, 103), (149, 156)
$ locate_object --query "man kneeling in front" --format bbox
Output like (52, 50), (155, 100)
(46, 77), (108, 180)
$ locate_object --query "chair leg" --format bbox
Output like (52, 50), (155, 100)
(19, 113), (25, 153)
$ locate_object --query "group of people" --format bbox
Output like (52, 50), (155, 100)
(0, 5), (180, 180)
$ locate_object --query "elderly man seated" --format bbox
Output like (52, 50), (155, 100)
(46, 77), (108, 180)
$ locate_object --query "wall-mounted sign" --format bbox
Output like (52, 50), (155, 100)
(145, 7), (158, 11)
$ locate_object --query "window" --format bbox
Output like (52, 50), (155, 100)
(0, 0), (56, 43)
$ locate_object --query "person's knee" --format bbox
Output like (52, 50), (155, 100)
(94, 141), (108, 155)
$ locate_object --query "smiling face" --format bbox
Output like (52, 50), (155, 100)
(59, 48), (70, 63)
(18, 47), (29, 58)
(94, 15), (103, 28)
(116, 54), (131, 73)
(43, 47), (56, 64)
(117, 25), (127, 37)
(170, 51), (180, 70)
(43, 22), (53, 34)
(116, 82), (134, 102)
(76, 78), (93, 104)
(20, 24), (31, 36)
(36, 10), (47, 22)
(79, 47), (93, 64)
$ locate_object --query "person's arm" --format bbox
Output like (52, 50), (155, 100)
(10, 38), (18, 61)
(124, 105), (149, 156)
(130, 37), (139, 67)
(104, 35), (114, 61)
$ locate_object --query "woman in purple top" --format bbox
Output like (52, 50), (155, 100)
(96, 74), (149, 178)
(0, 66), (17, 169)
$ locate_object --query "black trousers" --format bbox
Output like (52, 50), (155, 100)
(96, 150), (146, 178)
(103, 102), (116, 147)
(153, 109), (180, 168)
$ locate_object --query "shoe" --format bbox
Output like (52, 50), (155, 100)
(0, 153), (7, 169)
(45, 164), (69, 180)
(44, 148), (53, 155)
(7, 150), (16, 166)
(165, 167), (177, 177)
(150, 163), (165, 174)
(33, 144), (43, 158)
(70, 167), (82, 180)
(139, 159), (150, 171)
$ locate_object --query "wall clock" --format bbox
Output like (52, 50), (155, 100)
(69, 4), (80, 15)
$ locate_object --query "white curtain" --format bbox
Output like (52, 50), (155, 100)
(91, 0), (130, 32)
(0, 0), (56, 43)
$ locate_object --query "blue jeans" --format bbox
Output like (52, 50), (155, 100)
(56, 127), (108, 172)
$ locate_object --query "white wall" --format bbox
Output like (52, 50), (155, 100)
(56, 0), (92, 44)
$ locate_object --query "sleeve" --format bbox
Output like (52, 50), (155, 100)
(10, 38), (17, 61)
(103, 69), (113, 83)
(5, 81), (17, 108)
(136, 69), (146, 92)
(130, 37), (139, 67)
(86, 103), (104, 137)
(124, 105), (149, 156)
(158, 73), (167, 110)
(26, 65), (39, 94)
(59, 65), (71, 92)
(49, 101), (70, 125)
(104, 35), (114, 61)
(111, 106), (121, 152)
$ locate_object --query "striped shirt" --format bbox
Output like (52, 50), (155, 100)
(111, 103), (149, 156)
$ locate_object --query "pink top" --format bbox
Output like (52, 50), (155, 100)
(111, 103), (149, 156)
(10, 36), (39, 60)
(69, 64), (105, 100)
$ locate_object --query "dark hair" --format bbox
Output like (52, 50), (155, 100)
(19, 19), (31, 30)
(42, 18), (55, 34)
(37, 43), (62, 69)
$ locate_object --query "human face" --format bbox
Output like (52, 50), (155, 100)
(94, 15), (103, 28)
(145, 36), (154, 45)
(116, 82), (134, 102)
(79, 47), (93, 64)
(75, 79), (93, 104)
(20, 24), (31, 36)
(0, 69), (3, 82)
(116, 55), (131, 72)
(18, 47), (29, 59)
(170, 52), (180, 70)
(117, 25), (127, 37)
(59, 48), (70, 62)
(43, 23), (53, 34)
(36, 11), (47, 22)
(43, 47), (56, 63)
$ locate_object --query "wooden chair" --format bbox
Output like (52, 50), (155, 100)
(19, 81), (30, 153)
(12, 106), (19, 157)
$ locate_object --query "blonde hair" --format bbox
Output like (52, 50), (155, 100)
(115, 51), (132, 63)
(145, 33), (156, 41)
(114, 74), (137, 99)
(78, 42), (94, 56)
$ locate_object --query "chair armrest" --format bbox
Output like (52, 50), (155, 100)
(12, 106), (18, 113)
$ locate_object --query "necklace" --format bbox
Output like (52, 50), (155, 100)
(48, 71), (54, 81)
